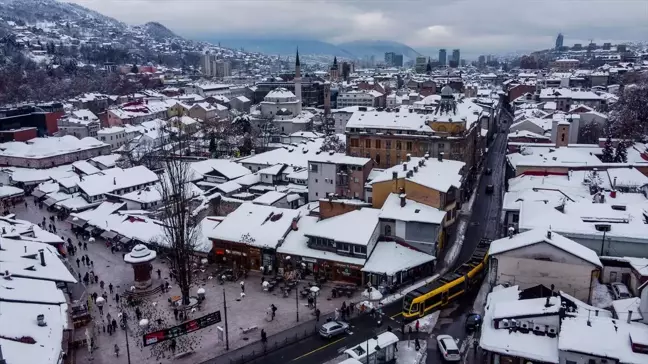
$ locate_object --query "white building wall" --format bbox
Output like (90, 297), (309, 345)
(493, 243), (598, 303)
(395, 220), (406, 238)
(307, 162), (336, 201)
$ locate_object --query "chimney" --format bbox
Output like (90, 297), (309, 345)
(291, 218), (298, 231)
(37, 314), (46, 327)
(438, 152), (444, 161)
(413, 166), (418, 173)
(547, 230), (552, 239)
(400, 193), (406, 207)
(595, 310), (599, 316)
(424, 153), (429, 160)
(613, 177), (617, 189)
(628, 310), (633, 324)
(113, 177), (116, 185)
(406, 154), (411, 162)
(38, 249), (46, 267)
(0, 344), (6, 364)
(403, 163), (407, 171)
(392, 171), (397, 180)
(545, 296), (551, 307)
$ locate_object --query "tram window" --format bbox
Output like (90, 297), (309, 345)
(449, 284), (464, 296)
(425, 294), (441, 308)
(410, 303), (419, 313)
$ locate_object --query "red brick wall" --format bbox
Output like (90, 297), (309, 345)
(13, 128), (37, 141)
(508, 85), (536, 102)
(44, 111), (63, 135)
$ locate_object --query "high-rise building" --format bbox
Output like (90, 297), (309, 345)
(393, 54), (403, 67)
(415, 56), (427, 73)
(438, 49), (447, 66)
(486, 55), (493, 64)
(478, 55), (486, 67)
(555, 33), (564, 50)
(384, 52), (395, 66)
(215, 60), (231, 77)
(201, 53), (217, 76)
(451, 49), (460, 67)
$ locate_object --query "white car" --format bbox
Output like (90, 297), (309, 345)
(610, 282), (632, 300)
(319, 320), (349, 339)
(436, 334), (460, 362)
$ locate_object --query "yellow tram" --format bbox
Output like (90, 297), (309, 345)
(402, 239), (490, 320)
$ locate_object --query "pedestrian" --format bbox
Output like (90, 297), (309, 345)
(315, 308), (320, 322)
(240, 281), (245, 293)
(89, 271), (95, 283)
(98, 304), (104, 315)
(100, 281), (104, 289)
(83, 242), (87, 250)
(170, 339), (177, 354)
(109, 283), (114, 294)
(135, 307), (142, 320)
(160, 283), (165, 293)
(165, 281), (170, 291)
(78, 241), (82, 249)
(94, 275), (98, 284)
(77, 272), (82, 281)
(114, 344), (120, 357)
(270, 304), (277, 321)
(112, 318), (117, 331)
(415, 320), (419, 333)
(92, 292), (98, 303)
(349, 302), (354, 314)
(24, 201), (27, 209)
(81, 256), (86, 266)
(107, 313), (112, 323)
(334, 308), (340, 321)
(83, 274), (89, 285)
(173, 307), (179, 320)
(115, 293), (120, 303)
(307, 296), (313, 308)
(102, 292), (108, 302)
(261, 329), (267, 350)
(76, 258), (80, 268)
(157, 269), (161, 279)
(90, 260), (94, 268)
(108, 323), (112, 335)
(414, 338), (421, 351)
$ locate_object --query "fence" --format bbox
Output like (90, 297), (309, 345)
(224, 326), (317, 364)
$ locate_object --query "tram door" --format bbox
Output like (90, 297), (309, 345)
(441, 291), (449, 305)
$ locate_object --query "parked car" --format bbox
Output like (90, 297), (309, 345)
(319, 320), (349, 339)
(485, 184), (494, 194)
(436, 334), (461, 361)
(610, 282), (632, 300)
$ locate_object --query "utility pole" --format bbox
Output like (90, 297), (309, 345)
(223, 288), (229, 350)
(120, 301), (132, 364)
(295, 288), (299, 322)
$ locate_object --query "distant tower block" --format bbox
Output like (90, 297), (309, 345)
(124, 244), (157, 289)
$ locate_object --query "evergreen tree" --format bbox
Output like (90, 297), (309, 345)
(614, 142), (628, 163)
(130, 64), (138, 73)
(208, 133), (216, 155)
(601, 136), (615, 162)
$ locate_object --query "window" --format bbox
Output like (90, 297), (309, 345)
(565, 361), (577, 364)
(350, 138), (360, 147)
(375, 154), (381, 165)
(375, 140), (382, 149)
(438, 143), (445, 150)
(386, 140), (392, 149)
(310, 164), (318, 172)
(365, 139), (371, 148)
(512, 214), (519, 223)
(396, 141), (402, 150)
(354, 245), (367, 254)
(561, 133), (565, 142)
(406, 141), (413, 151)
(338, 243), (350, 252)
(384, 225), (392, 236)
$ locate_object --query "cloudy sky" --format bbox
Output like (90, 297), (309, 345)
(68, 0), (647, 56)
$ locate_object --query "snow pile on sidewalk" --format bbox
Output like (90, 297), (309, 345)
(380, 274), (439, 305)
(472, 278), (491, 315)
(405, 311), (440, 334)
(396, 340), (428, 364)
(592, 280), (613, 309)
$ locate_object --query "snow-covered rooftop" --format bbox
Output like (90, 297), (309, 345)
(278, 215), (366, 266)
(239, 138), (326, 169)
(361, 241), (435, 275)
(489, 229), (601, 267)
(1, 238), (76, 283)
(0, 135), (107, 159)
(308, 152), (371, 166)
(77, 166), (158, 197)
(190, 159), (251, 181)
(208, 202), (300, 249)
(371, 156), (464, 193)
(304, 208), (380, 246)
(253, 191), (287, 206)
(379, 193), (446, 224)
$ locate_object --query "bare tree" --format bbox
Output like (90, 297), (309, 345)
(157, 126), (200, 305)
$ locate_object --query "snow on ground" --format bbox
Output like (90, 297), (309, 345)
(443, 218), (467, 267)
(380, 274), (440, 305)
(396, 340), (428, 364)
(592, 280), (614, 309)
(472, 278), (491, 315)
(406, 311), (440, 334)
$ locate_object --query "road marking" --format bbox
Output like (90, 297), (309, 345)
(292, 337), (345, 361)
(390, 312), (402, 319)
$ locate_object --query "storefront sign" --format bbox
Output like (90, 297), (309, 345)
(215, 249), (225, 255)
(302, 257), (317, 263)
(225, 250), (246, 256)
(334, 262), (361, 270)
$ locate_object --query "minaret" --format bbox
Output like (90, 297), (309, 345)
(294, 48), (302, 104)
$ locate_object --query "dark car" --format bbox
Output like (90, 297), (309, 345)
(465, 313), (482, 332)
(485, 168), (492, 175)
(485, 184), (494, 194)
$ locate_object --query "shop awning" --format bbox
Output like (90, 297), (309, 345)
(66, 216), (87, 228)
(84, 226), (95, 233)
(119, 236), (132, 244)
(101, 230), (118, 240)
(43, 197), (59, 207)
(31, 190), (46, 198)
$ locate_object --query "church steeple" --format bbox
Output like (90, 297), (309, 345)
(294, 47), (302, 103)
(295, 48), (300, 67)
(333, 56), (338, 68)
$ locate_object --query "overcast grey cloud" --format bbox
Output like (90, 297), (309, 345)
(67, 0), (648, 55)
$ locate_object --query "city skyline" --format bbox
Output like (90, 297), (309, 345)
(67, 0), (647, 56)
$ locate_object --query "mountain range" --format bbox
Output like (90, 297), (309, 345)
(209, 37), (422, 61)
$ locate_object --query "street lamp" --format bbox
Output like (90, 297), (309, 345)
(119, 301), (132, 364)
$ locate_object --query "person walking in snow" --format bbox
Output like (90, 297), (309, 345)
(114, 344), (120, 357)
(415, 320), (420, 333)
(76, 258), (80, 268)
(109, 283), (114, 294)
(270, 304), (277, 321)
(334, 308), (340, 321)
(240, 281), (245, 293)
